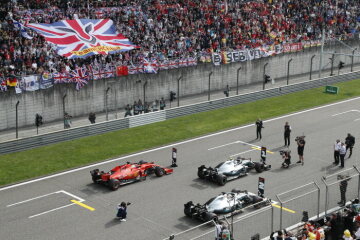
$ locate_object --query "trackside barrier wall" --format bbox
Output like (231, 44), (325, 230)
(1, 71), (360, 154)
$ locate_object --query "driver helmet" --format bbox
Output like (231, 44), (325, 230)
(236, 156), (242, 163)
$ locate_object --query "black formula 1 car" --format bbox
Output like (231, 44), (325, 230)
(198, 157), (270, 185)
(184, 189), (268, 222)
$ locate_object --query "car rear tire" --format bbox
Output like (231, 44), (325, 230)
(231, 188), (242, 193)
(254, 162), (265, 173)
(197, 165), (206, 179)
(202, 212), (218, 222)
(92, 176), (98, 184)
(109, 179), (120, 191)
(216, 174), (227, 186)
(154, 166), (165, 177)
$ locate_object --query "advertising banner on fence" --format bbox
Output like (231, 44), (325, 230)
(22, 75), (39, 91)
(40, 71), (53, 89)
(212, 43), (304, 65)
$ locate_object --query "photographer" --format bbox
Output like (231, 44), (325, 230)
(296, 136), (306, 165)
(280, 150), (291, 168)
(116, 202), (131, 222)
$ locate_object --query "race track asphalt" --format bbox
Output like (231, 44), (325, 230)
(1, 96), (360, 240)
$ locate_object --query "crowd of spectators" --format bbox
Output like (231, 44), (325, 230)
(270, 199), (360, 240)
(0, 0), (359, 78)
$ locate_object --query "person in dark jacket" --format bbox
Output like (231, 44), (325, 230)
(88, 112), (96, 124)
(345, 133), (355, 158)
(338, 175), (349, 206)
(116, 202), (129, 222)
(284, 122), (291, 147)
(255, 118), (263, 139)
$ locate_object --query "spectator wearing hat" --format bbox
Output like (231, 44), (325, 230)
(343, 229), (354, 240)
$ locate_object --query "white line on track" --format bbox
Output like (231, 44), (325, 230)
(7, 190), (85, 218)
(354, 118), (360, 122)
(332, 109), (360, 116)
(208, 141), (241, 150)
(28, 203), (76, 219)
(6, 191), (62, 207)
(2, 96), (360, 192)
(229, 149), (257, 158)
(208, 140), (260, 151)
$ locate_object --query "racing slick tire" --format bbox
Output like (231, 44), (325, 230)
(92, 176), (98, 184)
(231, 188), (243, 193)
(197, 165), (206, 179)
(202, 212), (218, 222)
(216, 174), (227, 186)
(154, 166), (165, 177)
(109, 179), (120, 191)
(254, 162), (265, 173)
(138, 160), (148, 165)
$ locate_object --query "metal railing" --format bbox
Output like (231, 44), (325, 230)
(1, 70), (360, 154)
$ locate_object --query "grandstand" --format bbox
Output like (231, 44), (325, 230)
(0, 0), (358, 78)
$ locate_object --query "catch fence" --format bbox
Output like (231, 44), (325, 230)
(161, 166), (360, 240)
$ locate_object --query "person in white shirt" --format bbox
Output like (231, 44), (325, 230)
(339, 142), (347, 168)
(334, 139), (341, 165)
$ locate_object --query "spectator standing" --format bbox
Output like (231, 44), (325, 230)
(345, 133), (355, 158)
(224, 85), (230, 97)
(340, 142), (347, 168)
(144, 102), (150, 113)
(64, 112), (72, 129)
(159, 97), (166, 110)
(133, 101), (139, 115)
(152, 99), (159, 112)
(124, 104), (132, 118)
(338, 175), (349, 206)
(284, 122), (291, 147)
(334, 139), (341, 165)
(296, 136), (306, 165)
(88, 112), (96, 124)
(137, 99), (143, 114)
(255, 118), (263, 140)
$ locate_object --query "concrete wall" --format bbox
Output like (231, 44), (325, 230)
(0, 40), (359, 131)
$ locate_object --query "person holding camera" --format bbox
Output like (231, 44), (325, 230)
(255, 118), (264, 140)
(296, 136), (305, 165)
(116, 202), (131, 222)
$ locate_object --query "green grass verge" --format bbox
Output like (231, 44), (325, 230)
(1, 80), (360, 186)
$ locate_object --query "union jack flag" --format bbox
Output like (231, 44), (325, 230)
(27, 19), (138, 59)
(103, 64), (115, 79)
(53, 72), (69, 84)
(70, 67), (90, 90)
(143, 58), (158, 74)
(128, 64), (144, 75)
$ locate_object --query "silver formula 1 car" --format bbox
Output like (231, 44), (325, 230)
(198, 157), (270, 185)
(184, 189), (268, 222)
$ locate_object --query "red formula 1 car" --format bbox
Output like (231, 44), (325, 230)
(90, 160), (173, 190)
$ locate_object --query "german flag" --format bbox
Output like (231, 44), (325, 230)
(6, 77), (17, 87)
